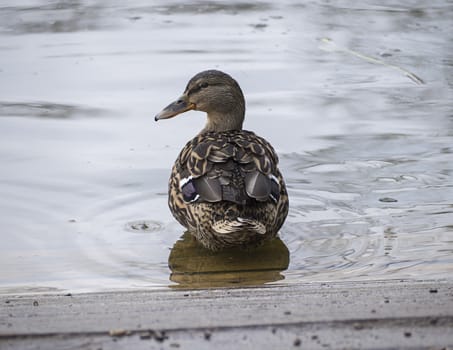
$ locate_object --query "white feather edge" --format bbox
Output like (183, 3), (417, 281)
(212, 218), (266, 235)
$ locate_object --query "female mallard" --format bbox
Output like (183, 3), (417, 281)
(155, 70), (288, 251)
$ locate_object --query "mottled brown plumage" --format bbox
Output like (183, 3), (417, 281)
(155, 70), (288, 250)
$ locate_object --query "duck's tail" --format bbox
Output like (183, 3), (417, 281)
(212, 217), (266, 235)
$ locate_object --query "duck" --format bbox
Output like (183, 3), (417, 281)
(155, 70), (288, 251)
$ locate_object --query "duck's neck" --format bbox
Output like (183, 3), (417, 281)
(200, 111), (245, 134)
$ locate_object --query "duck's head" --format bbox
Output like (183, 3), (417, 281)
(155, 70), (245, 133)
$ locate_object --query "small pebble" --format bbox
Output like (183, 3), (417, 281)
(294, 338), (301, 346)
(154, 330), (168, 342)
(139, 331), (151, 340)
(404, 331), (412, 338)
(353, 322), (364, 330)
(109, 329), (130, 337)
(429, 288), (438, 293)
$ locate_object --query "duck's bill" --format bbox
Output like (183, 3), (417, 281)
(154, 97), (196, 121)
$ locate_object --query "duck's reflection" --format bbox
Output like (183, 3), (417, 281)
(168, 232), (289, 288)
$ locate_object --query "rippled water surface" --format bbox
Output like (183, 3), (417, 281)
(1, 0), (452, 294)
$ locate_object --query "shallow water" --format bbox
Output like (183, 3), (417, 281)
(0, 0), (452, 294)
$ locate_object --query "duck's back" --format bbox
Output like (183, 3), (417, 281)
(168, 130), (288, 250)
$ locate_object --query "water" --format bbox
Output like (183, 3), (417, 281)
(0, 0), (452, 294)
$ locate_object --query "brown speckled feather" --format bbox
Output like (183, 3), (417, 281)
(168, 130), (289, 250)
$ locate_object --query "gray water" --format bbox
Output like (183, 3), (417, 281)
(0, 0), (452, 294)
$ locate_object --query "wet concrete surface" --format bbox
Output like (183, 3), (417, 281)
(1, 280), (452, 349)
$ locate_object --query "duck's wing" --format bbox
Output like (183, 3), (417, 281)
(174, 130), (281, 205)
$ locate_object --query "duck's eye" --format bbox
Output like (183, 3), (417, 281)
(200, 82), (209, 89)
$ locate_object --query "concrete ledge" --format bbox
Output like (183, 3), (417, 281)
(1, 280), (452, 349)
